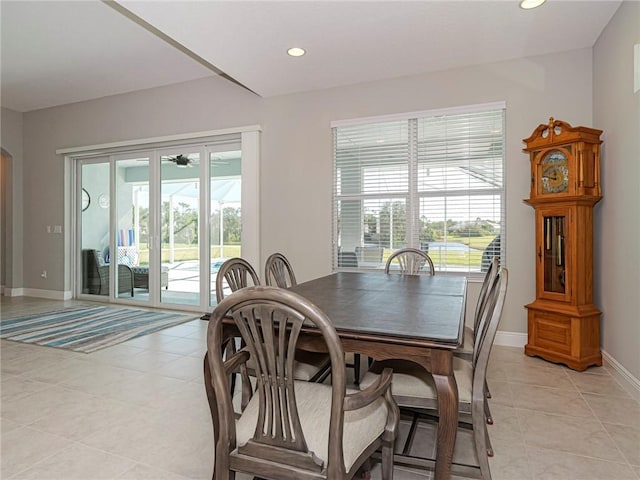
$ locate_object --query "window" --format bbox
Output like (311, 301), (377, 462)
(332, 103), (505, 274)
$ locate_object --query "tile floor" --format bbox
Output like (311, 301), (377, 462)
(1, 297), (639, 480)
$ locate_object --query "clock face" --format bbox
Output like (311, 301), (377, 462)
(81, 188), (90, 211)
(540, 150), (569, 194)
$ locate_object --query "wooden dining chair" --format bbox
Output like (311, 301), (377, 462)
(456, 256), (499, 424)
(215, 258), (262, 401)
(264, 252), (297, 288)
(215, 257), (331, 384)
(362, 247), (435, 381)
(204, 286), (399, 480)
(264, 252), (332, 383)
(215, 257), (261, 303)
(359, 268), (508, 480)
(457, 256), (500, 361)
(384, 248), (435, 275)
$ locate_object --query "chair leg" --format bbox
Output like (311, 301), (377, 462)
(402, 412), (420, 454)
(357, 459), (372, 479)
(485, 425), (494, 457)
(311, 362), (332, 384)
(380, 440), (394, 480)
(485, 379), (492, 399)
(473, 409), (493, 480)
(353, 353), (361, 385)
(485, 397), (493, 425)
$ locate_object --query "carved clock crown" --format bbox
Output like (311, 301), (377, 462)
(524, 117), (603, 201)
(523, 117), (603, 151)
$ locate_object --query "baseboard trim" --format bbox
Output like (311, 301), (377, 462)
(19, 288), (73, 300)
(3, 287), (25, 297)
(602, 350), (640, 399)
(494, 330), (527, 348)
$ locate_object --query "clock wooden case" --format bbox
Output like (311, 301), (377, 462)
(523, 118), (603, 371)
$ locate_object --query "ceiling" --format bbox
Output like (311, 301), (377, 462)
(1, 0), (621, 113)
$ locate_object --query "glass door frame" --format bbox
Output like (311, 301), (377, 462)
(75, 156), (116, 303)
(69, 127), (261, 312)
(69, 125), (261, 312)
(112, 150), (155, 306)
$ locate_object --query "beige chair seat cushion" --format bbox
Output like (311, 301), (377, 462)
(455, 325), (475, 358)
(360, 357), (473, 405)
(235, 380), (389, 471)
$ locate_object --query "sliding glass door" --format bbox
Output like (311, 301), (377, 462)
(209, 145), (242, 307)
(159, 149), (202, 306)
(74, 131), (255, 312)
(79, 159), (114, 297)
(114, 152), (151, 303)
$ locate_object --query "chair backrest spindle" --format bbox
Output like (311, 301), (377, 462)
(216, 257), (261, 303)
(384, 248), (435, 275)
(265, 253), (297, 288)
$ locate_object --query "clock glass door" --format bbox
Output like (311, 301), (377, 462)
(543, 215), (565, 294)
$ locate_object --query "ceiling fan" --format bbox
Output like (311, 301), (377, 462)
(165, 154), (193, 168)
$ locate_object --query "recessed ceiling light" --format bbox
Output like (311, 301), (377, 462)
(287, 47), (306, 57)
(520, 0), (546, 9)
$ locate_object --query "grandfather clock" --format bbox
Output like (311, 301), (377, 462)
(523, 118), (603, 371)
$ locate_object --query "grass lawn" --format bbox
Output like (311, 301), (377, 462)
(135, 235), (496, 269)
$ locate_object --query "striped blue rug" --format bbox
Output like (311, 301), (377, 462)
(0, 305), (200, 353)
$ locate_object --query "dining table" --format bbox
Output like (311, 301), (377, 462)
(288, 271), (467, 480)
(205, 271), (467, 480)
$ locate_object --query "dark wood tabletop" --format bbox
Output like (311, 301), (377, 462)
(289, 272), (466, 346)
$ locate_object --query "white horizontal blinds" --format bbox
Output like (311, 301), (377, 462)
(333, 105), (505, 274)
(334, 121), (409, 268)
(416, 110), (504, 272)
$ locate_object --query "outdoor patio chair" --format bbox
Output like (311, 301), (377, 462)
(337, 251), (359, 268)
(82, 249), (133, 297)
(355, 246), (384, 263)
(359, 268), (508, 480)
(204, 286), (399, 480)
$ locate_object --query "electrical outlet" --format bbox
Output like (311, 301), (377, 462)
(41, 270), (47, 278)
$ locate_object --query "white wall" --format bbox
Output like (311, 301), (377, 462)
(593, 1), (640, 379)
(260, 48), (594, 336)
(21, 49), (594, 339)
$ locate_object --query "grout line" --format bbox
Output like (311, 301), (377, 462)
(573, 374), (639, 473)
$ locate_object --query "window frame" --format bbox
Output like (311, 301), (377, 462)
(331, 102), (505, 277)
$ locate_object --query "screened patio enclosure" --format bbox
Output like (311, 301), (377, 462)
(77, 138), (247, 311)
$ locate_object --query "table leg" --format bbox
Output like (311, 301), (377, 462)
(430, 350), (458, 480)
